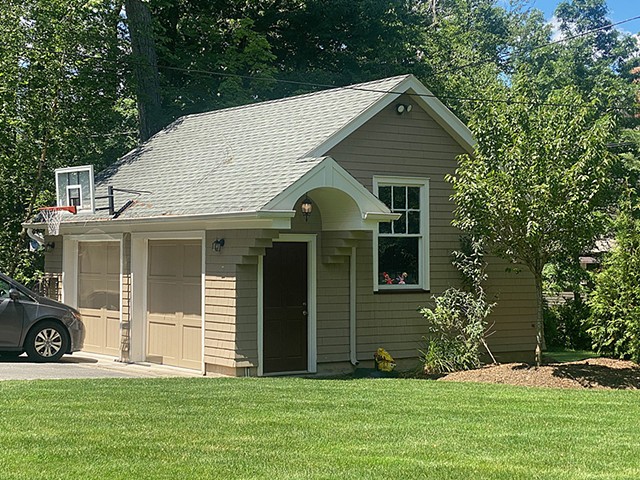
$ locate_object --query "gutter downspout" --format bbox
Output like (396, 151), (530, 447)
(349, 246), (359, 366)
(27, 228), (45, 247)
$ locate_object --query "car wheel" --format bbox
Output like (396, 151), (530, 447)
(25, 322), (68, 362)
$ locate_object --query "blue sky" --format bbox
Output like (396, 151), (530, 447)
(515, 1), (640, 33)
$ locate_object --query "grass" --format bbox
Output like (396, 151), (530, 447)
(544, 348), (601, 363)
(0, 378), (638, 479)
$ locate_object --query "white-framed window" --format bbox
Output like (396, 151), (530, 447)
(373, 176), (429, 291)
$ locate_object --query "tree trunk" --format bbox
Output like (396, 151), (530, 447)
(125, 0), (162, 142)
(534, 271), (544, 367)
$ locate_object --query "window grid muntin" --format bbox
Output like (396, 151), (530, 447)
(379, 185), (421, 235)
(376, 182), (425, 288)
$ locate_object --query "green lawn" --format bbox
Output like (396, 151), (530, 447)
(543, 348), (601, 363)
(0, 378), (638, 479)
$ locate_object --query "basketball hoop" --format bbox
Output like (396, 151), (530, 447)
(39, 206), (77, 236)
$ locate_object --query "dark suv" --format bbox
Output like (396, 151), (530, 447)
(0, 273), (85, 362)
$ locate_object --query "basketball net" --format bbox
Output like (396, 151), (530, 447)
(39, 206), (76, 236)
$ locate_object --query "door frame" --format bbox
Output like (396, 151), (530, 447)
(257, 233), (317, 376)
(131, 231), (206, 373)
(63, 234), (123, 358)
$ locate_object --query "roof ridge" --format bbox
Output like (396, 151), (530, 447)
(182, 74), (412, 121)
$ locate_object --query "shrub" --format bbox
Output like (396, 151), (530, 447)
(419, 237), (494, 374)
(543, 298), (592, 350)
(588, 210), (640, 363)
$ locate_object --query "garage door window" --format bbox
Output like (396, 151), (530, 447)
(78, 242), (120, 311)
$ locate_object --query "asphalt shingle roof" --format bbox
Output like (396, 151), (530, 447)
(83, 75), (410, 221)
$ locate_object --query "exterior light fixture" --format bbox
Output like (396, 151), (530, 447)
(301, 195), (313, 222)
(396, 103), (412, 114)
(212, 238), (225, 252)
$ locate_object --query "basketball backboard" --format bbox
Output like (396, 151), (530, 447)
(55, 165), (95, 212)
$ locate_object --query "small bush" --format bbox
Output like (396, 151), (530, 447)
(419, 237), (494, 374)
(420, 288), (491, 373)
(543, 298), (592, 350)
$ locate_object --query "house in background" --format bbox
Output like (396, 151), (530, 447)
(35, 75), (537, 376)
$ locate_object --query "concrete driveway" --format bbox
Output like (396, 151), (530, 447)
(0, 352), (203, 381)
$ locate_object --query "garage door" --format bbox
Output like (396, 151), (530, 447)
(146, 240), (202, 370)
(77, 241), (121, 356)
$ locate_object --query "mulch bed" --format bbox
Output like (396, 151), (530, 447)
(438, 358), (640, 390)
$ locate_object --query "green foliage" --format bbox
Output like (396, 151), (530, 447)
(0, 0), (136, 280)
(588, 208), (640, 363)
(449, 82), (618, 364)
(544, 298), (592, 350)
(450, 85), (616, 271)
(419, 237), (494, 374)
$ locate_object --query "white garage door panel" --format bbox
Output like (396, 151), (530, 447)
(77, 242), (120, 356)
(147, 240), (202, 370)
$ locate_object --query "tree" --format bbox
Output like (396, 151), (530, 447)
(0, 0), (136, 280)
(588, 203), (640, 362)
(125, 0), (163, 141)
(449, 83), (617, 365)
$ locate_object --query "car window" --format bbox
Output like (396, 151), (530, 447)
(0, 279), (10, 299)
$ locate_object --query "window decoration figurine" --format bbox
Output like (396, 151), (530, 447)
(396, 272), (407, 284)
(382, 272), (393, 284)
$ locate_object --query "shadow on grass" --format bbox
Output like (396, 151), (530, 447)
(551, 362), (640, 389)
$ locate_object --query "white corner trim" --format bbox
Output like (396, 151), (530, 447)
(256, 255), (264, 377)
(61, 237), (78, 308)
(349, 247), (358, 366)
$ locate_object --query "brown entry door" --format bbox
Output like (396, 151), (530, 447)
(263, 242), (308, 374)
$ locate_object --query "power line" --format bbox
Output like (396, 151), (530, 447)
(428, 13), (640, 80)
(6, 12), (640, 112)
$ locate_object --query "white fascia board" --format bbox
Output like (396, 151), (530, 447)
(305, 86), (403, 158)
(405, 78), (476, 154)
(262, 157), (392, 217)
(307, 74), (475, 157)
(27, 210), (295, 235)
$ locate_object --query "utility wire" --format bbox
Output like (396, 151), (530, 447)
(428, 13), (640, 80)
(6, 12), (640, 111)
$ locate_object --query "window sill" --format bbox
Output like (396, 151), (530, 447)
(375, 288), (430, 294)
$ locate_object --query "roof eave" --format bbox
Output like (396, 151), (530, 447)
(24, 210), (296, 234)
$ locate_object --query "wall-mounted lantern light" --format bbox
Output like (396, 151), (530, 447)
(301, 195), (313, 222)
(396, 103), (412, 115)
(212, 238), (225, 252)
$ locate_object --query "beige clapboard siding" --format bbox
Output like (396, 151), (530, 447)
(204, 229), (279, 370)
(329, 93), (537, 361)
(235, 264), (259, 367)
(316, 258), (349, 364)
